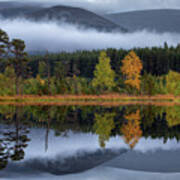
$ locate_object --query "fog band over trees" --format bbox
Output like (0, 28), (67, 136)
(0, 18), (180, 52)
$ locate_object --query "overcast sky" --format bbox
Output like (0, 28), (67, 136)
(1, 0), (180, 13)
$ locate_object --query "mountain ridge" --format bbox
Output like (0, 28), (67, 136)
(105, 9), (180, 33)
(0, 3), (126, 32)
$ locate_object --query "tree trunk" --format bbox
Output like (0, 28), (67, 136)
(16, 77), (20, 96)
(45, 110), (51, 152)
(48, 65), (51, 96)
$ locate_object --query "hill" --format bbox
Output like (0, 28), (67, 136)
(106, 9), (180, 33)
(0, 3), (126, 32)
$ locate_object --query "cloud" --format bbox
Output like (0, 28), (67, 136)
(0, 18), (180, 52)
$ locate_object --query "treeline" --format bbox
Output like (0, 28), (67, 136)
(1, 29), (180, 96)
(25, 43), (180, 78)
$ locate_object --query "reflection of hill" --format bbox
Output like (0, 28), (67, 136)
(2, 148), (126, 175)
(104, 149), (180, 173)
(1, 131), (180, 179)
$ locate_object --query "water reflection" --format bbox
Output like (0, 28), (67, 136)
(0, 105), (180, 172)
(0, 106), (30, 170)
(166, 106), (180, 127)
(121, 110), (142, 149)
(94, 112), (115, 148)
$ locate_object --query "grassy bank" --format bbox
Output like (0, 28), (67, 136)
(0, 94), (179, 106)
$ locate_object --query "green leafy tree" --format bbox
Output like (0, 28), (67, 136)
(92, 51), (116, 93)
(0, 66), (16, 95)
(141, 72), (156, 95)
(166, 70), (180, 96)
(4, 66), (16, 95)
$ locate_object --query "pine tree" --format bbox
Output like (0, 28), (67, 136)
(121, 51), (143, 91)
(11, 39), (28, 95)
(0, 29), (9, 59)
(92, 51), (116, 93)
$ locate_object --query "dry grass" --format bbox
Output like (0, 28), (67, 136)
(0, 94), (179, 106)
(0, 101), (178, 107)
(0, 94), (177, 101)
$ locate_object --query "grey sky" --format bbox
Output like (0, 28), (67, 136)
(0, 0), (180, 13)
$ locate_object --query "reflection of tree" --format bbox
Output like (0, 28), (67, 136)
(0, 106), (30, 170)
(31, 106), (53, 152)
(0, 141), (8, 170)
(166, 106), (180, 127)
(121, 110), (142, 149)
(0, 106), (15, 170)
(45, 107), (52, 152)
(11, 107), (29, 161)
(141, 106), (163, 130)
(142, 106), (155, 129)
(93, 113), (115, 148)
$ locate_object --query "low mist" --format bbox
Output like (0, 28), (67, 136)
(1, 18), (180, 52)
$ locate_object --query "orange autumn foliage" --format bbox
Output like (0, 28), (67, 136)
(121, 51), (143, 90)
(121, 110), (142, 149)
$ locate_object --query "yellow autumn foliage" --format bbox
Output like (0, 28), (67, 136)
(121, 51), (143, 90)
(36, 75), (45, 85)
(121, 110), (142, 149)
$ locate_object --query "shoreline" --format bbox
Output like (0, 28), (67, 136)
(0, 94), (179, 106)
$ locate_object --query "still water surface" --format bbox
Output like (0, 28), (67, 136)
(0, 105), (180, 179)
